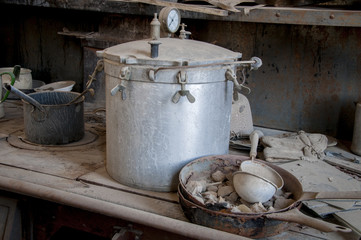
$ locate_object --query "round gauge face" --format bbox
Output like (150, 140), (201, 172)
(167, 9), (180, 33)
(160, 7), (181, 34)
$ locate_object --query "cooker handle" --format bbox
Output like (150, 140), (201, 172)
(266, 208), (351, 233)
(225, 68), (250, 102)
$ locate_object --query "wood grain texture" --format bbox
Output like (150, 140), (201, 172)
(110, 0), (229, 16)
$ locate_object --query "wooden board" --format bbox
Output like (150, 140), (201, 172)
(0, 105), (106, 180)
(184, 0), (255, 12)
(324, 200), (361, 210)
(0, 165), (186, 221)
(0, 142), (105, 179)
(109, 0), (229, 16)
(279, 160), (361, 192)
(304, 200), (361, 217)
(78, 167), (179, 203)
(335, 209), (361, 236)
(324, 156), (361, 176)
(279, 159), (361, 232)
(0, 161), (359, 239)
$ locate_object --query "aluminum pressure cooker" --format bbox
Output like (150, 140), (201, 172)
(97, 11), (261, 191)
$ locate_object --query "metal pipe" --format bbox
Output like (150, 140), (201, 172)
(0, 175), (249, 240)
(151, 58), (262, 76)
(4, 84), (46, 112)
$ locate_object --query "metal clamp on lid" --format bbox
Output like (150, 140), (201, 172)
(111, 84), (126, 100)
(226, 56), (262, 101)
(172, 70), (195, 104)
(110, 66), (130, 100)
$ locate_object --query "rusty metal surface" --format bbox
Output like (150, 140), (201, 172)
(177, 155), (354, 238)
(179, 189), (289, 238)
(178, 155), (304, 208)
(177, 155), (296, 238)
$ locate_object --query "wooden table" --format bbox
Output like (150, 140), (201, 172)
(0, 101), (359, 239)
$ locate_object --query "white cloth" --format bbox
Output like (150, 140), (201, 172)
(261, 131), (328, 162)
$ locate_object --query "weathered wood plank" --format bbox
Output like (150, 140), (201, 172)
(0, 103), (106, 180)
(109, 0), (229, 16)
(334, 209), (361, 236)
(304, 200), (360, 217)
(2, 0), (361, 26)
(183, 0), (254, 12)
(0, 165), (186, 221)
(324, 156), (361, 176)
(279, 160), (361, 192)
(0, 141), (105, 179)
(79, 167), (178, 203)
(0, 205), (9, 238)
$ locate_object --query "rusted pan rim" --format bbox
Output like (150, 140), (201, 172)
(178, 185), (290, 238)
(178, 155), (353, 237)
(179, 154), (302, 212)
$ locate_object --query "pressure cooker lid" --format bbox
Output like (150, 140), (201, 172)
(101, 38), (242, 66)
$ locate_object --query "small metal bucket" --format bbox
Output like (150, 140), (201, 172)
(23, 91), (85, 145)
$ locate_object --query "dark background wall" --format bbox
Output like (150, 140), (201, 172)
(1, 3), (360, 140)
(187, 20), (361, 140)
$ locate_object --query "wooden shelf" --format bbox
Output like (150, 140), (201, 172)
(1, 0), (361, 27)
(228, 5), (361, 27)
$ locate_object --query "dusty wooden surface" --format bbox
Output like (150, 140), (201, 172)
(0, 101), (360, 239)
(79, 167), (178, 202)
(279, 160), (361, 192)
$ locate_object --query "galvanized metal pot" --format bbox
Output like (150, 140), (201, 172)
(23, 91), (84, 145)
(100, 38), (243, 192)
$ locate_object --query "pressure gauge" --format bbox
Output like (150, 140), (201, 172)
(159, 7), (181, 34)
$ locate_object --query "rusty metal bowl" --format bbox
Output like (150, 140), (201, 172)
(178, 155), (356, 238)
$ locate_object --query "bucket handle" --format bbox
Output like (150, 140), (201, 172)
(86, 60), (104, 90)
(67, 88), (95, 105)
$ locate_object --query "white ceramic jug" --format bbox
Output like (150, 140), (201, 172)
(0, 71), (16, 118)
(0, 67), (32, 89)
